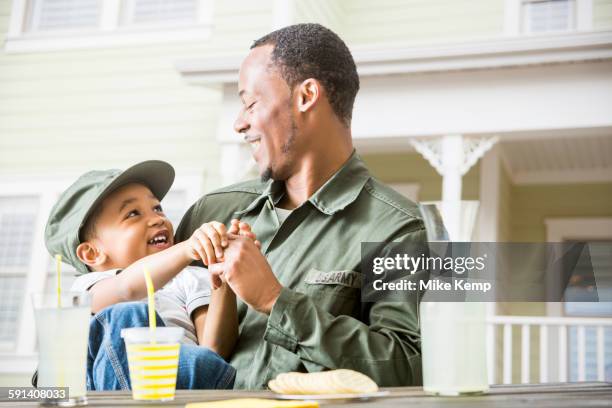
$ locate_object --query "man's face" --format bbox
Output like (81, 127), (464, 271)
(90, 183), (174, 269)
(234, 45), (298, 181)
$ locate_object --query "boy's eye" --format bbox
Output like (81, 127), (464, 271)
(126, 210), (139, 219)
(154, 204), (164, 213)
(247, 101), (256, 111)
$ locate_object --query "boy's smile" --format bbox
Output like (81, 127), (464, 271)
(91, 183), (174, 269)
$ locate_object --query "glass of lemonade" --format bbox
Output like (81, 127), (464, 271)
(32, 292), (90, 406)
(419, 202), (489, 396)
(121, 327), (183, 401)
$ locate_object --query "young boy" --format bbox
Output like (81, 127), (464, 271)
(44, 160), (252, 390)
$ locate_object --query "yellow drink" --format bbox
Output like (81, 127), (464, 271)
(121, 327), (183, 401)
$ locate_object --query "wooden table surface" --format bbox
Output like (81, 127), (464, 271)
(1, 382), (611, 407)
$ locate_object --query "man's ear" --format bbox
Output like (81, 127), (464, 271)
(297, 78), (320, 113)
(76, 241), (107, 270)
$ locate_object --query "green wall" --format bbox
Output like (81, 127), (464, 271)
(594, 0), (612, 30)
(510, 183), (612, 242)
(341, 0), (505, 46)
(0, 0), (275, 192)
(360, 151), (480, 202)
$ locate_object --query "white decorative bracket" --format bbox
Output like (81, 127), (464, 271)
(410, 135), (499, 177)
(410, 134), (498, 239)
(461, 136), (499, 175)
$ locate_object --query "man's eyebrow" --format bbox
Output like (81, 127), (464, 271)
(118, 197), (138, 213)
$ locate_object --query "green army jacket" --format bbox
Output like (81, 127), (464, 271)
(175, 151), (426, 390)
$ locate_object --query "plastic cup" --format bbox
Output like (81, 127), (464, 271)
(32, 292), (91, 407)
(121, 327), (183, 401)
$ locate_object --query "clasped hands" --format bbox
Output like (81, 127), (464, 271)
(185, 219), (282, 315)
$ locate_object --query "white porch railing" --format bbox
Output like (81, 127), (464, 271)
(486, 316), (612, 384)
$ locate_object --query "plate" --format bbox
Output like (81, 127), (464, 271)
(274, 391), (390, 401)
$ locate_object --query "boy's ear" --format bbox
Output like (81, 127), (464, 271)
(76, 241), (107, 270)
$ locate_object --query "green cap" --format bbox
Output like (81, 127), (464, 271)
(44, 160), (175, 274)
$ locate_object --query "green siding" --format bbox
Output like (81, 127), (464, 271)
(594, 0), (612, 30)
(0, 0), (275, 192)
(510, 183), (612, 242)
(360, 151), (480, 202)
(294, 0), (345, 34)
(341, 0), (505, 46)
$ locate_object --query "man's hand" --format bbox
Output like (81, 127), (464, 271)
(208, 235), (282, 315)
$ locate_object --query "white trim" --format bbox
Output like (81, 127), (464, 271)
(545, 217), (612, 242)
(272, 0), (295, 30)
(505, 0), (522, 36)
(7, 0), (27, 37)
(477, 145), (501, 242)
(176, 31), (612, 85)
(5, 26), (213, 53)
(577, 0), (594, 31)
(100, 0), (121, 31)
(0, 354), (37, 374)
(387, 183), (420, 202)
(488, 315), (612, 326)
(16, 192), (55, 355)
(169, 172), (204, 207)
(512, 168), (612, 185)
(4, 0), (214, 53)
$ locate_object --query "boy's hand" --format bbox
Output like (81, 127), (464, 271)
(185, 221), (229, 266)
(228, 219), (261, 249)
(209, 219), (261, 289)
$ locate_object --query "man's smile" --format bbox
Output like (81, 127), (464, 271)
(245, 136), (262, 158)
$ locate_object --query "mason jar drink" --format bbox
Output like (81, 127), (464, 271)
(32, 292), (91, 406)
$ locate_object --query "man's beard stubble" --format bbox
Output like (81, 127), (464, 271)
(260, 117), (298, 182)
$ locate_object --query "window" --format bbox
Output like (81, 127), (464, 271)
(504, 0), (592, 36)
(122, 0), (198, 26)
(6, 0), (213, 52)
(522, 0), (575, 33)
(27, 0), (101, 32)
(0, 197), (39, 351)
(545, 218), (612, 382)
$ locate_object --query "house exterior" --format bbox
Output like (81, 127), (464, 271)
(1, 0), (611, 387)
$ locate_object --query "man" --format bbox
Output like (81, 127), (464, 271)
(175, 23), (426, 389)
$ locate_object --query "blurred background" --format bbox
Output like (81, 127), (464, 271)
(0, 0), (611, 387)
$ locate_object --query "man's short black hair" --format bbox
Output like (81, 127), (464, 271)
(251, 23), (360, 127)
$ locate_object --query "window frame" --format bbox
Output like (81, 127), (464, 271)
(544, 217), (612, 381)
(5, 0), (214, 53)
(545, 217), (612, 317)
(504, 0), (593, 36)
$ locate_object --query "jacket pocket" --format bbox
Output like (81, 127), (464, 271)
(298, 268), (362, 316)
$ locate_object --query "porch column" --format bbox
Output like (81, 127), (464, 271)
(218, 141), (255, 186)
(410, 134), (498, 239)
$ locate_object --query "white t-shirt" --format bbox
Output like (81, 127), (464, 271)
(275, 207), (292, 224)
(71, 266), (211, 345)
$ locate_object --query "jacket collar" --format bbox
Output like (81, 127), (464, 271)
(234, 150), (371, 216)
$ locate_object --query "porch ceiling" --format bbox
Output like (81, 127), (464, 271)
(500, 133), (612, 184)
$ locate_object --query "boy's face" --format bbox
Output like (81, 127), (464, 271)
(90, 183), (174, 269)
